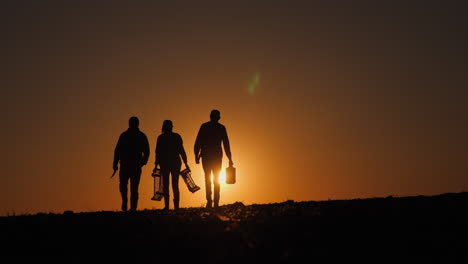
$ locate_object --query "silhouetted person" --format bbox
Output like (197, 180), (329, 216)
(153, 120), (190, 210)
(194, 109), (233, 208)
(113, 116), (150, 211)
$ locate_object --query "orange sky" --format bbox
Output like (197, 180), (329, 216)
(2, 1), (468, 216)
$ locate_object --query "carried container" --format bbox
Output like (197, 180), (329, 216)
(151, 168), (164, 201)
(226, 165), (236, 184)
(180, 168), (200, 193)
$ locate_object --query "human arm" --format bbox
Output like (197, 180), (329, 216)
(194, 125), (202, 164)
(142, 134), (150, 167)
(222, 126), (233, 166)
(113, 135), (122, 172)
(154, 136), (160, 172)
(179, 134), (189, 170)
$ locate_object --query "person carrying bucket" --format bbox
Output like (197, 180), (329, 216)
(194, 109), (234, 208)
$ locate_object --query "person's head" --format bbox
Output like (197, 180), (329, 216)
(210, 109), (221, 122)
(162, 120), (173, 133)
(129, 116), (139, 129)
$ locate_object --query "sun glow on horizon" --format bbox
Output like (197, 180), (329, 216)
(208, 167), (226, 185)
(220, 168), (226, 185)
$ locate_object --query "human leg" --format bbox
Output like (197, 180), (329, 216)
(212, 159), (222, 208)
(119, 167), (130, 211)
(129, 166), (142, 211)
(161, 167), (171, 210)
(171, 165), (181, 210)
(202, 160), (213, 208)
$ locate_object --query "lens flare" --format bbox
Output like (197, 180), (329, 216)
(248, 73), (260, 95)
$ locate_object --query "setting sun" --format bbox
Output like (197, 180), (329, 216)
(207, 168), (226, 185)
(219, 168), (226, 185)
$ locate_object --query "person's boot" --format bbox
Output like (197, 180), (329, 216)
(163, 196), (170, 210)
(206, 200), (212, 208)
(174, 199), (179, 210)
(121, 198), (128, 212)
(214, 192), (220, 208)
(130, 197), (138, 211)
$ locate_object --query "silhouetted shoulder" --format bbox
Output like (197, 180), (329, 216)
(157, 132), (181, 142)
(121, 129), (146, 136)
(216, 123), (227, 131)
(139, 130), (148, 137)
(200, 122), (210, 128)
(201, 121), (225, 129)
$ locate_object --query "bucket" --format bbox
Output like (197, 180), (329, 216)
(226, 166), (236, 184)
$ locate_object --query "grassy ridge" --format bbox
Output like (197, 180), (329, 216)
(1, 192), (467, 262)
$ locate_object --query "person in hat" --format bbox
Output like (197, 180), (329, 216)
(153, 120), (190, 210)
(194, 109), (234, 208)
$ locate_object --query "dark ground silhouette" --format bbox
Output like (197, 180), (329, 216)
(1, 192), (467, 263)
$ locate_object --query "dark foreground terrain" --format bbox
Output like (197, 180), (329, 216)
(1, 192), (467, 263)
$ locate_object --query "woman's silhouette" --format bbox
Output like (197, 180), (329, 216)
(153, 120), (190, 210)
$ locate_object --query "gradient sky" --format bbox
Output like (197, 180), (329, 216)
(2, 1), (467, 216)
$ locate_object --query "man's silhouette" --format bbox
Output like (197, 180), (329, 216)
(153, 120), (190, 210)
(113, 116), (150, 211)
(194, 109), (233, 208)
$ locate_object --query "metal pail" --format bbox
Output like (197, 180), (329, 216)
(226, 166), (236, 184)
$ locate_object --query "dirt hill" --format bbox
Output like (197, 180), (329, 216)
(1, 192), (467, 263)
